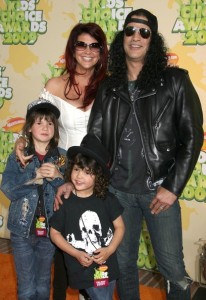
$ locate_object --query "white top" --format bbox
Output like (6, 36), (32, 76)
(40, 88), (91, 150)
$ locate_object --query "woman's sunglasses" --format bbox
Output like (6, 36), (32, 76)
(74, 41), (101, 53)
(124, 26), (151, 39)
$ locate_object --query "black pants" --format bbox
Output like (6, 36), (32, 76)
(53, 248), (68, 300)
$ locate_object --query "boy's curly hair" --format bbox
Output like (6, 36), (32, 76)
(107, 29), (168, 90)
(65, 153), (109, 199)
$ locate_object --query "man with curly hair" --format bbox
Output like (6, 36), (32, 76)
(87, 8), (203, 300)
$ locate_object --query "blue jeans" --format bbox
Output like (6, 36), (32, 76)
(109, 187), (191, 300)
(86, 280), (116, 300)
(11, 233), (55, 300)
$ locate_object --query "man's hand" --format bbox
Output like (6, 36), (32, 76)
(15, 136), (33, 166)
(54, 182), (73, 211)
(150, 186), (177, 215)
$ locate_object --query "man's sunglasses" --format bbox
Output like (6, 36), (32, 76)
(74, 41), (101, 53)
(124, 26), (151, 39)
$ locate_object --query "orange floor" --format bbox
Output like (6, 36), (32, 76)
(0, 253), (166, 300)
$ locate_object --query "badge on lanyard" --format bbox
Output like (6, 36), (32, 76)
(94, 265), (109, 288)
(35, 216), (47, 237)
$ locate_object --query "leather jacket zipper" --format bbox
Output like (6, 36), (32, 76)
(132, 96), (154, 180)
(153, 97), (172, 128)
(111, 95), (120, 170)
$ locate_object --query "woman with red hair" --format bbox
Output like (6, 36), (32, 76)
(40, 22), (108, 151)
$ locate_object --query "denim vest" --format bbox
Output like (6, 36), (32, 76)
(1, 147), (66, 238)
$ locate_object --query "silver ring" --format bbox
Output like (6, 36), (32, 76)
(160, 206), (164, 210)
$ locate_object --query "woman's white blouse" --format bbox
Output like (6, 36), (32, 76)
(40, 88), (91, 150)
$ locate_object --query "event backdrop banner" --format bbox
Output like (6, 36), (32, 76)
(0, 0), (206, 282)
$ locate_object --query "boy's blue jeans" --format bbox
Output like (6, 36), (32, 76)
(109, 187), (191, 300)
(11, 233), (55, 300)
(86, 280), (116, 300)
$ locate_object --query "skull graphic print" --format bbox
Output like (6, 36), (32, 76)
(66, 210), (113, 255)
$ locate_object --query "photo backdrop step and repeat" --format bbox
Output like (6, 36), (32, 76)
(0, 0), (206, 283)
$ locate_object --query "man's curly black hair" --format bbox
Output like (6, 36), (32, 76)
(107, 28), (168, 90)
(65, 153), (109, 199)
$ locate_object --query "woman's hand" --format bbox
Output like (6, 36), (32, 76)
(15, 136), (33, 166)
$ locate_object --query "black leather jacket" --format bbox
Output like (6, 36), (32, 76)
(88, 68), (203, 196)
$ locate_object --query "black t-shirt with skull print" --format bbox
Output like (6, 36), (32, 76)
(50, 191), (123, 289)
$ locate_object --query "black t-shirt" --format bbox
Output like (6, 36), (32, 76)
(50, 192), (123, 289)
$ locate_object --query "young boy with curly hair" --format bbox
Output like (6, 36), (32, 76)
(50, 134), (125, 300)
